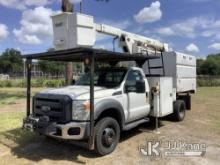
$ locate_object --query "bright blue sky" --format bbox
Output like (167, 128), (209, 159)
(0, 0), (220, 57)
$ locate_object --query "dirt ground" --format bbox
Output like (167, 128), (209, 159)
(0, 87), (220, 165)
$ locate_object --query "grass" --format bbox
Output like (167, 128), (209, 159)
(197, 78), (220, 86)
(0, 87), (220, 164)
(0, 79), (65, 88)
(0, 88), (43, 147)
(0, 87), (220, 131)
(216, 121), (220, 130)
(0, 111), (25, 132)
(0, 88), (43, 106)
(192, 87), (220, 133)
(0, 111), (39, 155)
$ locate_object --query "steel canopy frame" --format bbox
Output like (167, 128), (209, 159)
(23, 47), (160, 149)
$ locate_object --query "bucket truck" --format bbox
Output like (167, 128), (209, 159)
(23, 12), (196, 156)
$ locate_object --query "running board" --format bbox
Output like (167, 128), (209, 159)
(123, 118), (149, 131)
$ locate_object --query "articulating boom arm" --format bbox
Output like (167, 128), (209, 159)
(96, 24), (168, 54)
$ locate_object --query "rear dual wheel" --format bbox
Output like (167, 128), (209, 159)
(173, 100), (186, 121)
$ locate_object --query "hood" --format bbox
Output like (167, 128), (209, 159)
(39, 85), (116, 100)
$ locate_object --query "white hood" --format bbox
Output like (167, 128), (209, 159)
(39, 85), (116, 100)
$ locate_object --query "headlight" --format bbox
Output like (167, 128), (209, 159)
(72, 100), (90, 120)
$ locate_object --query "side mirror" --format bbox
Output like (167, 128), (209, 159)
(136, 80), (146, 93)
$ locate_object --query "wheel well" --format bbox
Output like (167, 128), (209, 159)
(177, 94), (191, 110)
(95, 109), (123, 130)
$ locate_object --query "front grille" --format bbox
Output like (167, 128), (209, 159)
(35, 98), (62, 112)
(33, 94), (72, 124)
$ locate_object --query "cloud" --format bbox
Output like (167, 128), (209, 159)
(214, 34), (220, 41)
(171, 17), (211, 38)
(155, 16), (219, 38)
(185, 43), (200, 53)
(134, 1), (162, 23)
(156, 27), (175, 36)
(201, 30), (216, 37)
(24, 0), (53, 6)
(208, 43), (220, 51)
(94, 42), (113, 50)
(99, 19), (131, 30)
(15, 33), (42, 45)
(0, 23), (9, 41)
(0, 0), (55, 10)
(13, 7), (58, 45)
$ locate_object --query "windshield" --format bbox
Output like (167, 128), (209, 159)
(76, 69), (127, 88)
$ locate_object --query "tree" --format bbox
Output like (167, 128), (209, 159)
(38, 48), (65, 77)
(200, 58), (220, 75)
(196, 59), (204, 75)
(0, 48), (23, 74)
(196, 53), (220, 75)
(38, 60), (65, 77)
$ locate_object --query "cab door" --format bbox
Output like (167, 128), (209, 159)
(122, 69), (150, 122)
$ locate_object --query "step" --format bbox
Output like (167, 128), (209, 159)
(123, 118), (149, 131)
(149, 66), (164, 69)
(145, 74), (163, 77)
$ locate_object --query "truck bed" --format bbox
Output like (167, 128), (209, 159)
(143, 51), (196, 93)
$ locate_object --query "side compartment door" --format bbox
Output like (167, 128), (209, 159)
(123, 70), (149, 122)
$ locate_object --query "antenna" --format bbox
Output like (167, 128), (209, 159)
(80, 1), (83, 13)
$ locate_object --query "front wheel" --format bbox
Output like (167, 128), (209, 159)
(94, 117), (120, 156)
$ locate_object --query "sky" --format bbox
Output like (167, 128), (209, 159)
(0, 0), (220, 57)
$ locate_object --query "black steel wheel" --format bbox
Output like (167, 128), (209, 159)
(173, 100), (186, 121)
(94, 117), (120, 156)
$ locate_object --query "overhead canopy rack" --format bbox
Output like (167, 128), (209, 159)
(23, 47), (161, 149)
(24, 47), (159, 62)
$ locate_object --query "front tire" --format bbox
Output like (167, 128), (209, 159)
(173, 100), (186, 121)
(94, 117), (120, 156)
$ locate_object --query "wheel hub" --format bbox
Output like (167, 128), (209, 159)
(179, 104), (185, 118)
(102, 127), (115, 146)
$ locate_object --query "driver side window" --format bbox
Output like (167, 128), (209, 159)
(125, 70), (143, 86)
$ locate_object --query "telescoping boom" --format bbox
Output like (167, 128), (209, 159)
(51, 12), (169, 54)
(95, 23), (168, 53)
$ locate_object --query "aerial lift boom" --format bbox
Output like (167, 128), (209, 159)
(95, 23), (168, 54)
(51, 12), (168, 54)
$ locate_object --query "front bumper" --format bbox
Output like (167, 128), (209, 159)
(23, 115), (89, 140)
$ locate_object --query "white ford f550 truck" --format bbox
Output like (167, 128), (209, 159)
(23, 12), (196, 155)
(25, 59), (196, 155)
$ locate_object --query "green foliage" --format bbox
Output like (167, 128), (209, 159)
(0, 48), (23, 74)
(200, 58), (220, 75)
(197, 78), (220, 87)
(0, 79), (65, 88)
(197, 53), (220, 75)
(37, 47), (65, 76)
(196, 59), (204, 75)
(38, 60), (65, 76)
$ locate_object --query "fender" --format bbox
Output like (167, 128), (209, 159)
(95, 99), (125, 129)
